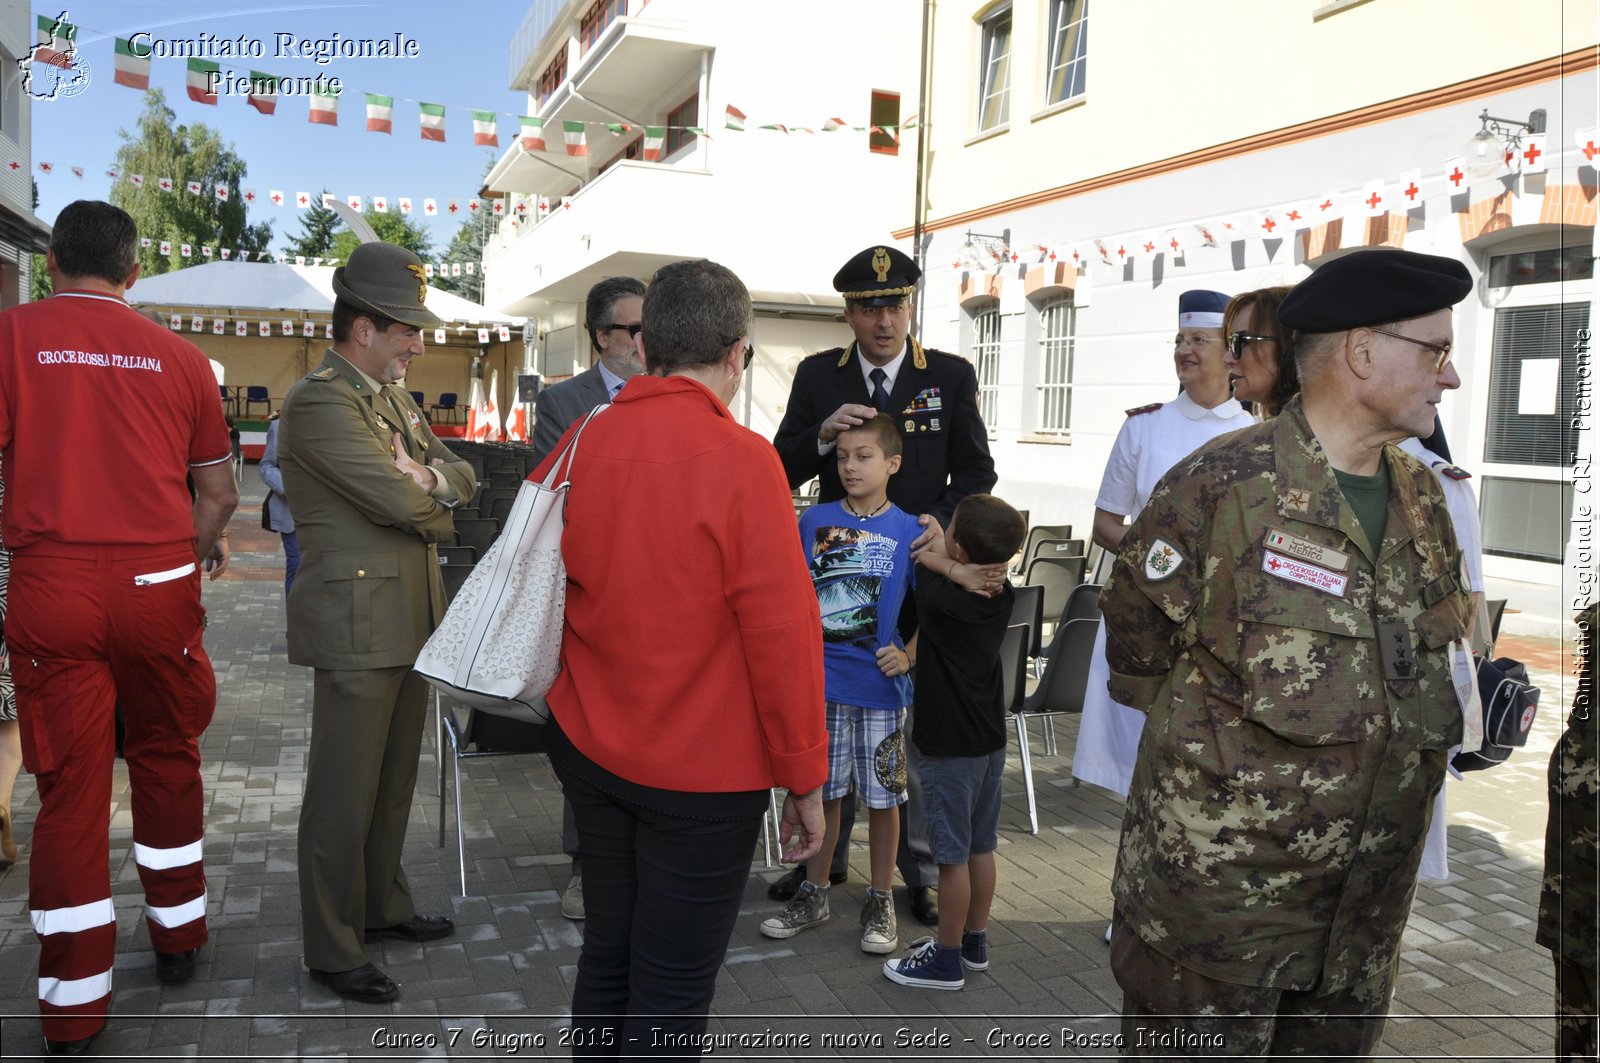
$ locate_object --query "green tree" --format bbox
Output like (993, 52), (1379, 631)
(284, 191), (340, 259)
(111, 89), (272, 276)
(29, 253), (50, 302)
(430, 211), (492, 303)
(329, 210), (434, 265)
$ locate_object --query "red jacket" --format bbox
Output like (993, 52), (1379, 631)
(531, 374), (827, 795)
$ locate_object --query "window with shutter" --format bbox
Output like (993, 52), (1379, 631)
(1479, 477), (1576, 563)
(1483, 301), (1587, 466)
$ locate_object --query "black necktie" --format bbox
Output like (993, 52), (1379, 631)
(869, 367), (890, 413)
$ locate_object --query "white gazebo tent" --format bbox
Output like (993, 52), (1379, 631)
(128, 260), (526, 442)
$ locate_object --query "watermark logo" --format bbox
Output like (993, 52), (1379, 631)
(20, 11), (92, 101)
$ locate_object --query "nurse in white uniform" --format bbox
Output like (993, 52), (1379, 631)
(1072, 289), (1256, 796)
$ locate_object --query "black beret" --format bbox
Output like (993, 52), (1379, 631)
(1278, 249), (1472, 332)
(834, 245), (920, 305)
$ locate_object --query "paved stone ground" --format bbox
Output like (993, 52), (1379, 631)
(0, 477), (1581, 1060)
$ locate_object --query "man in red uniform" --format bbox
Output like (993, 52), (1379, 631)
(0, 200), (237, 1056)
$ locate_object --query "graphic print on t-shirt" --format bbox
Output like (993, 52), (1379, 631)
(810, 525), (901, 648)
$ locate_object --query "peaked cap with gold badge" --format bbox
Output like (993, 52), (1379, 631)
(331, 241), (443, 329)
(833, 244), (921, 306)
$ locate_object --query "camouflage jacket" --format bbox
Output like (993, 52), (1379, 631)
(1536, 603), (1598, 967)
(1102, 396), (1469, 991)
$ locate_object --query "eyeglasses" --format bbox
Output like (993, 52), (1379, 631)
(605, 322), (643, 338)
(743, 343), (754, 370)
(1225, 332), (1279, 358)
(1368, 326), (1454, 372)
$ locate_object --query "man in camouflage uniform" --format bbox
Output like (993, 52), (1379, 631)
(1537, 600), (1597, 1062)
(1101, 249), (1475, 1058)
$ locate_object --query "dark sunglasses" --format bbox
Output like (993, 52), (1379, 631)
(1225, 331), (1279, 358)
(605, 322), (643, 338)
(720, 337), (754, 370)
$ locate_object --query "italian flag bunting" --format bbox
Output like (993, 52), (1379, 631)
(563, 120), (587, 157)
(247, 72), (278, 114)
(113, 37), (150, 89)
(520, 116), (545, 151)
(34, 14), (76, 69)
(309, 84), (339, 125)
(725, 104), (746, 131)
(822, 116), (847, 131)
(472, 111), (499, 146)
(642, 126), (665, 161)
(365, 94), (393, 133)
(187, 58), (220, 104)
(419, 102), (446, 142)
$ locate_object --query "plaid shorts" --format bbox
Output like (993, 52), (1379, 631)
(823, 701), (908, 808)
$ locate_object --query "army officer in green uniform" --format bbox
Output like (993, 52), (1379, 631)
(280, 242), (477, 1003)
(1101, 249), (1474, 1058)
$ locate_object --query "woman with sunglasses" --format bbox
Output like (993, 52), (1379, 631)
(1220, 285), (1297, 416)
(1075, 290), (1256, 803)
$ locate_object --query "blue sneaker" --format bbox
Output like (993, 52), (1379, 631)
(961, 929), (988, 971)
(883, 938), (964, 990)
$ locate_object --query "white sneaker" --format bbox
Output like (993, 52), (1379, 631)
(561, 876), (585, 920)
(860, 891), (899, 954)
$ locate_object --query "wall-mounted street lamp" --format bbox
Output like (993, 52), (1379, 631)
(1464, 108), (1547, 178)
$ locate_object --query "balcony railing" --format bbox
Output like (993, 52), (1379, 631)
(509, 0), (569, 89)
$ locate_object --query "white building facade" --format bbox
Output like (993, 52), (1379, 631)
(482, 0), (919, 437)
(0, 2), (53, 306)
(903, 0), (1596, 592)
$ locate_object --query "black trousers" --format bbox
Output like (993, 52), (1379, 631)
(552, 758), (764, 1058)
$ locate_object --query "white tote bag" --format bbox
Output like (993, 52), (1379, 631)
(414, 406), (607, 716)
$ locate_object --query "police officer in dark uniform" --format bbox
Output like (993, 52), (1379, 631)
(771, 245), (998, 924)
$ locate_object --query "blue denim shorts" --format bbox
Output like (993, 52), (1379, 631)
(914, 747), (1005, 864)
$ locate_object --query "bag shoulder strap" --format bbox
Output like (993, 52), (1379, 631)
(539, 403), (610, 489)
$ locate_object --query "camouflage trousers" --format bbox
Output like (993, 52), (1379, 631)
(1112, 910), (1395, 1060)
(1553, 957), (1598, 1062)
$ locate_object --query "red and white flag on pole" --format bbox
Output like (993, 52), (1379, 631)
(483, 370), (503, 442)
(505, 400), (528, 443)
(465, 378), (487, 442)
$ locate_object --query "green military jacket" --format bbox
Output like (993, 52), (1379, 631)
(279, 349), (477, 671)
(1102, 396), (1469, 992)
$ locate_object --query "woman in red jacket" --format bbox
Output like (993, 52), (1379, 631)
(532, 258), (827, 1055)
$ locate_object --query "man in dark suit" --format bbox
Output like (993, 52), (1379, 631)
(526, 275), (646, 921)
(529, 276), (646, 464)
(280, 242), (478, 1004)
(771, 245), (998, 926)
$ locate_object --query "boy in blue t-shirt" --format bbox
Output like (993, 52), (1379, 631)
(760, 414), (919, 956)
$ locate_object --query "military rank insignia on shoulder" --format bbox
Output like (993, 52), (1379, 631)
(1125, 402), (1163, 417)
(1438, 464), (1472, 480)
(309, 366), (338, 380)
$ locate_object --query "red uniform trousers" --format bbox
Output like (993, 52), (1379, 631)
(8, 541), (215, 1043)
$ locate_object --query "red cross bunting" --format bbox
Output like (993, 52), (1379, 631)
(1447, 167), (1465, 187)
(1364, 191), (1382, 210)
(1318, 198), (1334, 211)
(1503, 146), (1516, 167)
(1583, 139), (1598, 162)
(1116, 245), (1126, 258)
(449, 202), (460, 213)
(272, 192), (283, 204)
(1260, 216), (1276, 233)
(1142, 240), (1155, 253)
(1403, 182), (1419, 201)
(1523, 141), (1542, 166)
(1169, 237), (1181, 252)
(1286, 209), (1302, 221)
(244, 190), (256, 202)
(1047, 249), (1056, 261)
